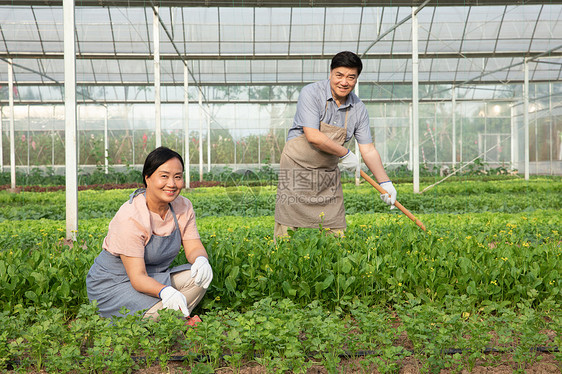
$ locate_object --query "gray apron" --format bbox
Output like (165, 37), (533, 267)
(275, 103), (349, 229)
(86, 189), (191, 318)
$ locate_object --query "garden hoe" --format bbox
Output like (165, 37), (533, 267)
(360, 170), (426, 232)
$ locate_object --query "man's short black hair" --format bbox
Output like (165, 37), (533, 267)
(330, 51), (363, 76)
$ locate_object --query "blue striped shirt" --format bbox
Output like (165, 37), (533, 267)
(287, 79), (372, 145)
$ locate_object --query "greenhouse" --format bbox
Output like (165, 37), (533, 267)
(1, 1), (562, 373)
(1, 0), (561, 182)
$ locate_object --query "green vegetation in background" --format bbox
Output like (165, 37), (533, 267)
(0, 177), (560, 221)
(0, 157), (522, 188)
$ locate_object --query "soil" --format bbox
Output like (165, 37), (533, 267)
(132, 354), (562, 373)
(12, 354), (562, 374)
(126, 353), (562, 374)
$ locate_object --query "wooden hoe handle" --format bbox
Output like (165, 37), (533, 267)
(360, 170), (426, 232)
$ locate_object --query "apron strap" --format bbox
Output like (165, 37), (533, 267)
(169, 203), (180, 232)
(129, 188), (146, 203)
(129, 188), (179, 233)
(322, 100), (350, 132)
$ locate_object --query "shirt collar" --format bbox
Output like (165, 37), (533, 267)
(324, 79), (355, 108)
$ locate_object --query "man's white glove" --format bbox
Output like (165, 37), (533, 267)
(191, 256), (213, 289)
(339, 150), (360, 171)
(379, 181), (397, 210)
(159, 286), (190, 317)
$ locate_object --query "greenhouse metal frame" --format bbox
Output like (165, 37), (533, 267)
(1, 0), (562, 236)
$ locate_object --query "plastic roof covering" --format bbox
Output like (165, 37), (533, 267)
(1, 2), (562, 96)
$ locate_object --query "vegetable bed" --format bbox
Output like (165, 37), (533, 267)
(0, 177), (560, 373)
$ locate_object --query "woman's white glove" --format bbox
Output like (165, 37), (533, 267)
(159, 286), (190, 317)
(191, 256), (213, 289)
(379, 181), (397, 209)
(339, 150), (360, 171)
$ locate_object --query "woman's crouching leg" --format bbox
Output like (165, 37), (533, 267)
(170, 269), (207, 312)
(143, 270), (207, 320)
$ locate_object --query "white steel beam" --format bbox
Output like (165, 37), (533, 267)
(355, 80), (360, 185)
(153, 6), (161, 148)
(184, 64), (190, 188)
(510, 105), (518, 172)
(207, 105), (211, 172)
(452, 87), (456, 167)
(412, 7), (420, 193)
(198, 88), (203, 182)
(64, 0), (78, 240)
(408, 103), (413, 170)
(523, 58), (529, 180)
(8, 59), (15, 190)
(104, 105), (108, 174)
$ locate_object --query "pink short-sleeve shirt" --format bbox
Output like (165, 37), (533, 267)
(102, 194), (200, 257)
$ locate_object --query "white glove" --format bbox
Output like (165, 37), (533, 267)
(339, 150), (360, 171)
(379, 181), (397, 209)
(159, 286), (190, 317)
(191, 256), (213, 289)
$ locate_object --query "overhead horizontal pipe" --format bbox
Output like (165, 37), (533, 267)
(2, 51), (562, 61)
(1, 0), (561, 6)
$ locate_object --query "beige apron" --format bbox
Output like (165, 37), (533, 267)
(275, 104), (349, 229)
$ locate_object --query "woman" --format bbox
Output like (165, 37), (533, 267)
(87, 147), (212, 319)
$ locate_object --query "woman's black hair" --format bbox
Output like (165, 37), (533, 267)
(142, 146), (184, 187)
(330, 51), (363, 76)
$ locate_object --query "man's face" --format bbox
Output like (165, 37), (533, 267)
(329, 66), (359, 103)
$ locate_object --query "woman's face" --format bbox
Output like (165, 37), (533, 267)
(145, 157), (184, 205)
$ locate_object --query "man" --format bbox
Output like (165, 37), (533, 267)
(274, 51), (397, 237)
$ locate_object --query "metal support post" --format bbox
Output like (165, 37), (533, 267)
(412, 7), (420, 193)
(8, 60), (16, 190)
(154, 6), (161, 148)
(184, 65), (190, 188)
(64, 0), (78, 240)
(198, 88), (203, 181)
(523, 58), (529, 180)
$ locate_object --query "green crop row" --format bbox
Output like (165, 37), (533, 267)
(0, 176), (560, 221)
(0, 209), (560, 315)
(1, 297), (560, 373)
(204, 210), (561, 311)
